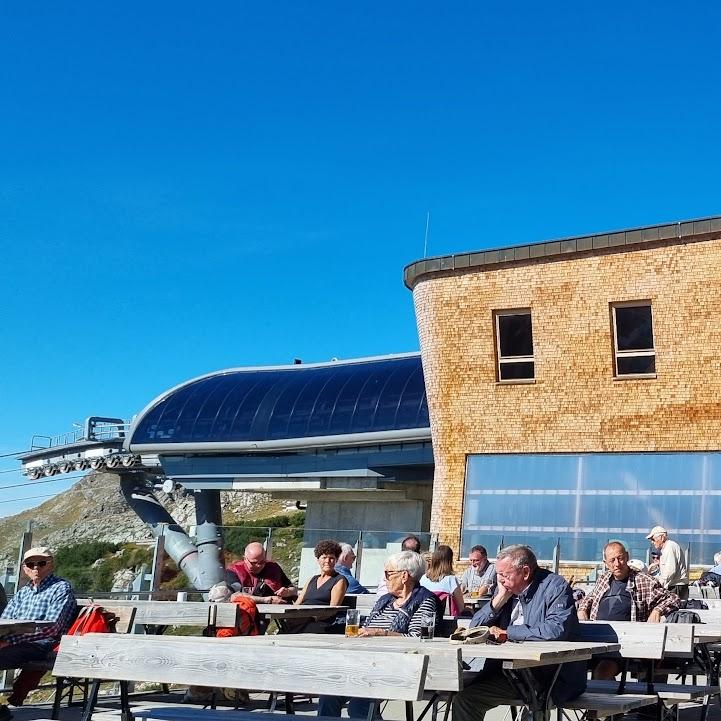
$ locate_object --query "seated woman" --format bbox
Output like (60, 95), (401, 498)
(289, 540), (347, 633)
(420, 544), (465, 617)
(317, 550), (438, 718)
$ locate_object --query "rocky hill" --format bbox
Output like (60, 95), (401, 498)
(0, 471), (287, 567)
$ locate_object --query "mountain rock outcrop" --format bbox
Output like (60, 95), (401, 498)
(0, 471), (282, 567)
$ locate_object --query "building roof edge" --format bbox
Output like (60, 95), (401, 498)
(403, 213), (721, 290)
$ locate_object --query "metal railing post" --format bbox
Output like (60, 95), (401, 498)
(355, 530), (364, 579)
(15, 523), (33, 591)
(552, 538), (560, 574)
(265, 527), (273, 560)
(149, 533), (165, 597)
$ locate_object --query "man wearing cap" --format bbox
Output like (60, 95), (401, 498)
(647, 526), (689, 600)
(0, 547), (76, 720)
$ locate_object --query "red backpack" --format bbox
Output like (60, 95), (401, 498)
(53, 604), (113, 651)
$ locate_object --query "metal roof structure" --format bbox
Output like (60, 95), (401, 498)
(127, 353), (430, 453)
(404, 213), (721, 290)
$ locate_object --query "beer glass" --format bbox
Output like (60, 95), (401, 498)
(345, 609), (361, 637)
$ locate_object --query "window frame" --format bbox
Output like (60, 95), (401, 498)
(494, 308), (535, 383)
(611, 301), (656, 379)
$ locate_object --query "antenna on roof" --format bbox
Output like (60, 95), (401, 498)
(423, 211), (430, 258)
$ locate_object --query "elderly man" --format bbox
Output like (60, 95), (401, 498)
(452, 544), (585, 721)
(647, 526), (689, 600)
(578, 541), (680, 679)
(225, 542), (296, 604)
(0, 547), (76, 721)
(457, 545), (496, 596)
(336, 544), (368, 594)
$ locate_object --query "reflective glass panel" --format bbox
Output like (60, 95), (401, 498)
(615, 305), (653, 351)
(498, 313), (533, 357)
(131, 356), (429, 445)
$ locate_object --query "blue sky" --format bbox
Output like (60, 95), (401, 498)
(1, 2), (720, 518)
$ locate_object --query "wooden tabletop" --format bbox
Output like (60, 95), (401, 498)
(234, 632), (618, 670)
(0, 619), (52, 637)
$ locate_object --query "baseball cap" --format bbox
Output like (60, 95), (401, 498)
(646, 526), (667, 539)
(23, 546), (54, 562)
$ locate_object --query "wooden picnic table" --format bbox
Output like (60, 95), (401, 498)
(0, 619), (52, 637)
(220, 631), (617, 721)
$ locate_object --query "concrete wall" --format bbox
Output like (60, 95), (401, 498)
(412, 234), (721, 550)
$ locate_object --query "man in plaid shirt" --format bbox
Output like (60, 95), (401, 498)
(577, 541), (680, 679)
(0, 547), (75, 721)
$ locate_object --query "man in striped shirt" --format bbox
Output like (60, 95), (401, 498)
(0, 547), (76, 720)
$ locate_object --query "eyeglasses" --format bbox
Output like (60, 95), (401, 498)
(384, 570), (404, 579)
(24, 560), (49, 569)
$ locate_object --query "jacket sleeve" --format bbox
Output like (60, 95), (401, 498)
(470, 597), (511, 628)
(506, 578), (578, 642)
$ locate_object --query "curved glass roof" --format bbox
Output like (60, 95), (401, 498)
(129, 354), (429, 447)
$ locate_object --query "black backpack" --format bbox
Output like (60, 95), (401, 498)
(666, 609), (702, 623)
(698, 571), (721, 586)
(684, 599), (708, 610)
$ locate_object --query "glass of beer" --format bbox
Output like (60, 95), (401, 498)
(419, 614), (435, 641)
(345, 609), (361, 637)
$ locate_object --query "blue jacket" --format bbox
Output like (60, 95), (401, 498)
(471, 568), (586, 703)
(336, 564), (369, 594)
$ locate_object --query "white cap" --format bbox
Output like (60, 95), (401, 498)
(628, 559), (647, 573)
(23, 546), (53, 562)
(646, 526), (668, 539)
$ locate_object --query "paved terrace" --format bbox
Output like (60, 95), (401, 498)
(6, 687), (718, 721)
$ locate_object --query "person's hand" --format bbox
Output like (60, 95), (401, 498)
(647, 609), (662, 623)
(648, 562), (659, 573)
(488, 626), (508, 643)
(276, 587), (294, 599)
(577, 609), (589, 621)
(269, 595), (285, 604)
(358, 627), (385, 637)
(491, 584), (513, 611)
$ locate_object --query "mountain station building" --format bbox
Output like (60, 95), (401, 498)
(19, 213), (721, 585)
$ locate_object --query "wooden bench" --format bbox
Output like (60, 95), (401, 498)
(77, 599), (238, 630)
(53, 632), (429, 721)
(17, 604), (136, 720)
(580, 620), (721, 721)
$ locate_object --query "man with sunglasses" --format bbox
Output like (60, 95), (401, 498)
(0, 547), (76, 721)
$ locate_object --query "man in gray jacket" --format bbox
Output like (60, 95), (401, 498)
(452, 544), (586, 721)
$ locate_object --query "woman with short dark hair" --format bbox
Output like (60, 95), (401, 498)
(295, 539), (347, 607)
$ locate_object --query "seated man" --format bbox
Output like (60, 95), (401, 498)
(577, 540), (680, 679)
(0, 547), (76, 721)
(225, 541), (297, 604)
(457, 544), (496, 596)
(336, 544), (369, 594)
(452, 544), (586, 721)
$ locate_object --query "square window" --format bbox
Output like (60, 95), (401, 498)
(495, 310), (534, 381)
(612, 302), (656, 378)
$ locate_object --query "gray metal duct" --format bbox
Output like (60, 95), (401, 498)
(119, 473), (223, 591)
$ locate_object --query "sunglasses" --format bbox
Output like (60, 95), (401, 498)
(24, 560), (49, 569)
(384, 570), (404, 579)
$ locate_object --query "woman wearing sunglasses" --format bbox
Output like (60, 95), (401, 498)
(317, 550), (438, 718)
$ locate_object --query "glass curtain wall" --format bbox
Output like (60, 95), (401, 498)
(462, 452), (721, 564)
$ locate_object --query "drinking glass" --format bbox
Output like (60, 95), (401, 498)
(419, 614), (435, 641)
(345, 609), (361, 637)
